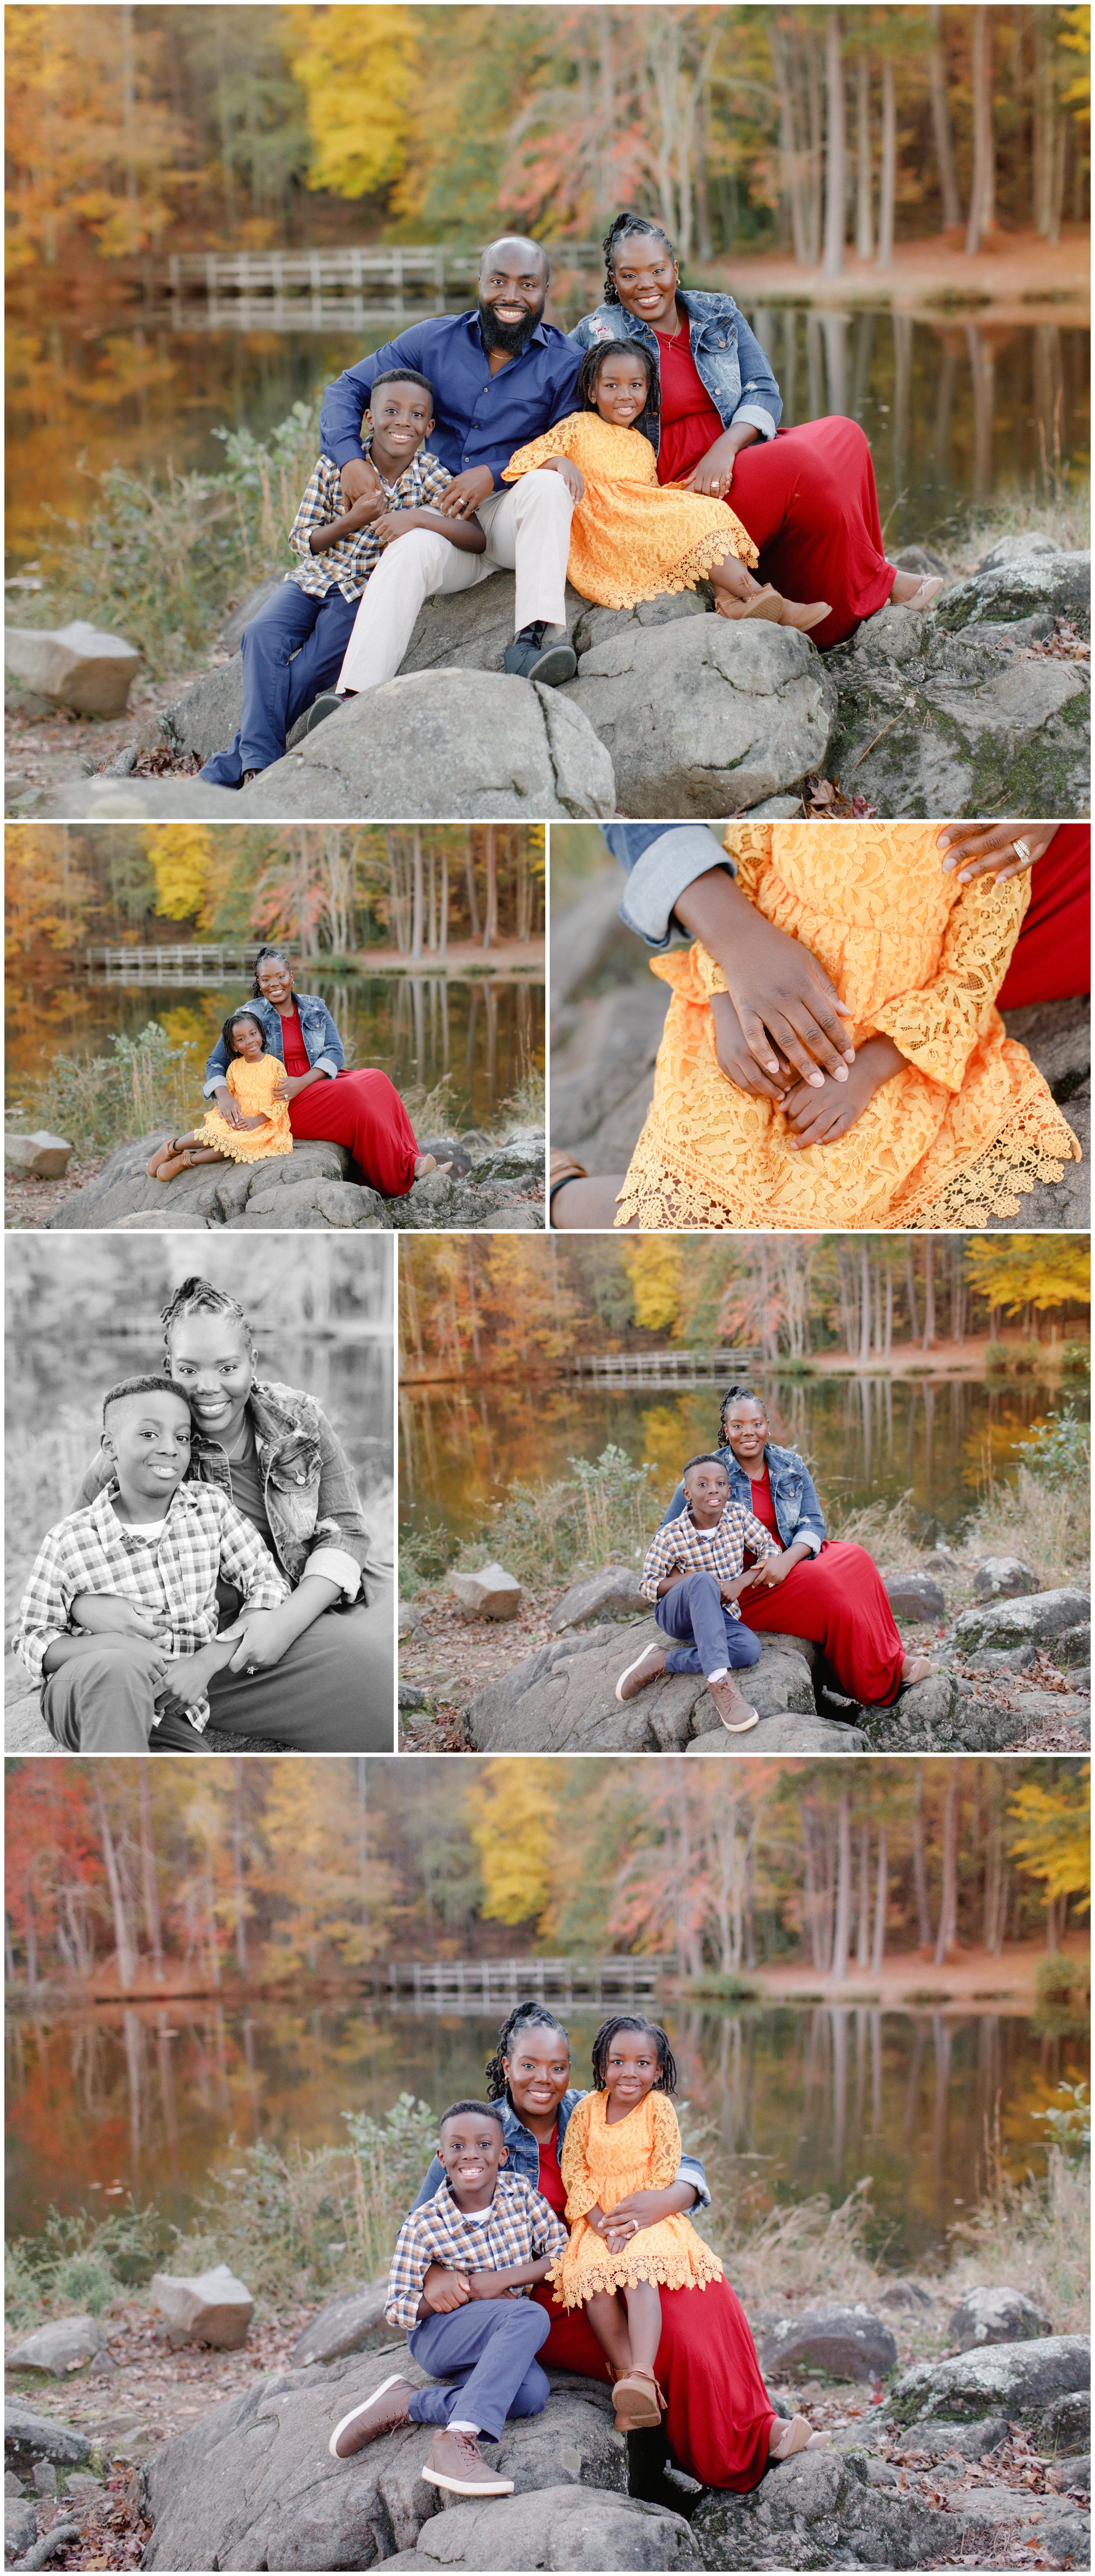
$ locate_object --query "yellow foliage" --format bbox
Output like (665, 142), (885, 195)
(621, 1238), (684, 1334)
(4, 825), (97, 957)
(285, 6), (423, 199)
(148, 826), (213, 925)
(465, 1762), (561, 1930)
(964, 1236), (1090, 1317)
(1008, 1771), (1091, 1910)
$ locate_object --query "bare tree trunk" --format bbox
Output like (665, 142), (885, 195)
(232, 1759), (248, 1978)
(871, 1826), (888, 1974)
(138, 1771), (164, 1984)
(463, 828), (480, 938)
(929, 5), (962, 228)
(934, 1764), (959, 1963)
(855, 1823), (871, 1967)
(855, 51), (874, 259)
(905, 1244), (920, 1342)
(965, 6), (995, 255)
(912, 1768), (933, 1946)
(93, 1781), (137, 1990)
(438, 843), (448, 961)
(922, 1240), (936, 1350)
(876, 54), (896, 268)
(482, 825), (498, 952)
(822, 11), (846, 276)
(770, 21), (812, 265)
(830, 1789), (852, 1982)
(411, 829), (424, 962)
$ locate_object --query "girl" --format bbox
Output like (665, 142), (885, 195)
(615, 822), (1082, 1231)
(146, 1009), (292, 1183)
(551, 2015), (820, 2463)
(502, 343), (830, 632)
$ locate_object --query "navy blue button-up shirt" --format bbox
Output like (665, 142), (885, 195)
(319, 311), (584, 491)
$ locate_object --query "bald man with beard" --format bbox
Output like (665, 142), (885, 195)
(311, 236), (584, 705)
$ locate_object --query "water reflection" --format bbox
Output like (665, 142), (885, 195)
(6, 303), (1088, 566)
(5, 1994), (1084, 2269)
(399, 1368), (1086, 1547)
(6, 972), (544, 1134)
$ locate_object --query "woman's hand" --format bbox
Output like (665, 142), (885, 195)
(781, 1034), (906, 1148)
(542, 455), (585, 501)
(271, 1072), (316, 1103)
(675, 879), (856, 1090)
(708, 992), (792, 1102)
(420, 2263), (470, 2314)
(214, 1083), (246, 1130)
(746, 1550), (797, 1593)
(937, 823), (1057, 884)
(605, 2187), (689, 2231)
(680, 423), (759, 498)
(226, 1608), (298, 1674)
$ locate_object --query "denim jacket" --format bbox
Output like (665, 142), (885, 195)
(202, 993), (344, 1098)
(662, 1441), (826, 1555)
(75, 1378), (388, 1601)
(571, 290), (781, 459)
(412, 2086), (710, 2212)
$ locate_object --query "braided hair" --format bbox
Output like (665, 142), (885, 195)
(577, 337), (660, 419)
(590, 2013), (677, 2094)
(601, 210), (677, 307)
(160, 1276), (255, 1362)
(220, 1007), (266, 1063)
(718, 1382), (768, 1445)
(251, 943), (293, 998)
(484, 2003), (570, 2102)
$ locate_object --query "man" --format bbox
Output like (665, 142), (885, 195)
(309, 236), (583, 709)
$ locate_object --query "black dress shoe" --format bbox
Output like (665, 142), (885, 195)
(303, 691), (346, 732)
(502, 634), (577, 686)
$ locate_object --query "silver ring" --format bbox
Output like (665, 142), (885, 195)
(1012, 838), (1032, 864)
(246, 1665), (257, 1677)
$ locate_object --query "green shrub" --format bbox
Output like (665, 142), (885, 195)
(18, 1022), (195, 1157)
(1014, 1405), (1091, 1485)
(984, 1343), (1011, 1375)
(1033, 2080), (1090, 2165)
(171, 2096), (438, 2302)
(1036, 1954), (1083, 2007)
(5, 2200), (164, 2334)
(1059, 1341), (1091, 1377)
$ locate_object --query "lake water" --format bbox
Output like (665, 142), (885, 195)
(399, 1365), (1086, 1548)
(5, 1991), (1084, 2269)
(6, 969), (544, 1135)
(6, 298), (1088, 569)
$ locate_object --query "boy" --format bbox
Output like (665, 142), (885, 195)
(618, 1453), (781, 1733)
(326, 2099), (567, 2498)
(199, 368), (485, 787)
(13, 1376), (289, 1753)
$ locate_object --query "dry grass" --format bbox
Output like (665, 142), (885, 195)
(962, 1463), (1089, 1594)
(714, 2178), (884, 2310)
(943, 2146), (1090, 2339)
(825, 1488), (924, 1561)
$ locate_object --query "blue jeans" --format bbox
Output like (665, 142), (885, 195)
(199, 583), (360, 783)
(655, 1572), (763, 1680)
(406, 2298), (551, 2442)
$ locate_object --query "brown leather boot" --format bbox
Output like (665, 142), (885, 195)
(421, 2428), (514, 2495)
(328, 2375), (414, 2458)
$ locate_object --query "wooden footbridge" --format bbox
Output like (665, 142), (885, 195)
(560, 1349), (762, 1386)
(365, 1955), (676, 2010)
(162, 242), (603, 334)
(82, 943), (296, 984)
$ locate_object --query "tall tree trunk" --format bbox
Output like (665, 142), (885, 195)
(871, 1825), (888, 1974)
(876, 54), (896, 268)
(965, 6), (995, 255)
(934, 1764), (959, 1963)
(411, 830), (424, 962)
(855, 1823), (871, 1967)
(830, 1790), (852, 1982)
(482, 826), (498, 952)
(232, 1760), (248, 1978)
(438, 844), (448, 961)
(905, 1244), (920, 1342)
(822, 11), (846, 276)
(929, 5), (962, 228)
(912, 1768), (933, 1946)
(138, 1771), (164, 1984)
(922, 1240), (936, 1350)
(463, 829), (480, 938)
(855, 52), (874, 259)
(93, 1781), (137, 1990)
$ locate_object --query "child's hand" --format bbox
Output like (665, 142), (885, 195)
(70, 1594), (157, 1639)
(237, 1112), (271, 1131)
(420, 2264), (471, 2313)
(709, 993), (793, 1102)
(374, 506), (421, 544)
(781, 1035), (905, 1149)
(543, 456), (585, 501)
(343, 489), (387, 530)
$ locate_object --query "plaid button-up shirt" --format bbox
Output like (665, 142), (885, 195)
(14, 1481), (288, 1728)
(385, 2171), (568, 2332)
(287, 440), (454, 600)
(639, 1499), (781, 1605)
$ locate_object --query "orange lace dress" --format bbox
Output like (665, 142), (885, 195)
(549, 2089), (724, 2307)
(197, 1054), (293, 1165)
(615, 822), (1081, 1231)
(501, 412), (757, 611)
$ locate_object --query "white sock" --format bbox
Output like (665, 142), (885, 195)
(706, 1666), (728, 1683)
(449, 2418), (480, 2436)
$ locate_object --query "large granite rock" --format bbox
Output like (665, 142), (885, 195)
(449, 1564), (523, 1622)
(149, 2262), (254, 2350)
(4, 1131), (73, 1180)
(385, 2487), (696, 2569)
(5, 2317), (106, 2377)
(464, 1621), (869, 1754)
(234, 673), (616, 822)
(142, 2355), (634, 2572)
(42, 1129), (542, 1234)
(548, 1567), (649, 1632)
(953, 1587), (1091, 1655)
(823, 557), (1090, 818)
(948, 2286), (1053, 2350)
(882, 1571), (946, 1621)
(22, 777), (243, 819)
(858, 1670), (1031, 1753)
(972, 1556), (1040, 1601)
(4, 620), (141, 716)
(564, 618), (836, 818)
(883, 2334), (1090, 2430)
(758, 2307), (897, 2384)
(691, 2448), (953, 2572)
(289, 2282), (390, 2369)
(4, 2408), (96, 2480)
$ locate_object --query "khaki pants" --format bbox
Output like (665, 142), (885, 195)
(336, 469), (574, 695)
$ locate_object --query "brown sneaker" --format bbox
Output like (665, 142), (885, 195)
(707, 1674), (759, 1733)
(421, 2427), (514, 2496)
(615, 1642), (669, 1703)
(328, 2374), (414, 2458)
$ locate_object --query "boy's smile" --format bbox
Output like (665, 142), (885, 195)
(438, 2115), (507, 2210)
(367, 385), (434, 474)
(105, 1392), (192, 1522)
(683, 1461), (731, 1528)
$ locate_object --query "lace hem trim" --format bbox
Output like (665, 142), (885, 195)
(615, 1092), (1081, 1232)
(551, 2246), (724, 2308)
(587, 527), (758, 614)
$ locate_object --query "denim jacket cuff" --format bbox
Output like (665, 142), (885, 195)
(202, 1074), (225, 1099)
(305, 1544), (363, 1600)
(618, 826), (737, 950)
(796, 1527), (824, 1555)
(312, 1053), (339, 1078)
(733, 401), (778, 440)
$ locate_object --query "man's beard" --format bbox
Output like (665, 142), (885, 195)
(478, 299), (544, 356)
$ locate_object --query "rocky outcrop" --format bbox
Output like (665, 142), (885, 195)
(883, 2335), (1090, 2433)
(881, 1572), (946, 1621)
(464, 1621), (868, 1754)
(952, 1587), (1091, 1656)
(948, 2286), (1052, 2350)
(691, 2449), (953, 2573)
(6, 2319), (105, 2378)
(4, 621), (141, 717)
(563, 616), (837, 818)
(42, 1128), (544, 1233)
(384, 2487), (697, 2570)
(149, 2263), (254, 2350)
(548, 1567), (649, 1632)
(973, 1556), (1040, 1601)
(4, 2408), (97, 2480)
(235, 672), (617, 822)
(289, 2282), (390, 2369)
(757, 2307), (897, 2384)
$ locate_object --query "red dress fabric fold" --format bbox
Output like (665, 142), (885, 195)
(737, 1470), (906, 1706)
(995, 828), (1091, 1009)
(653, 327), (895, 649)
(279, 1004), (418, 1195)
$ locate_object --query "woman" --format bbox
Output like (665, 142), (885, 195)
(73, 1274), (392, 1753)
(408, 2001), (811, 2497)
(203, 948), (445, 1198)
(572, 212), (941, 650)
(658, 1385), (931, 1708)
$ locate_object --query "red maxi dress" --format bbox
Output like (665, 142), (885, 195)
(279, 1005), (419, 1195)
(654, 325), (895, 650)
(530, 2124), (775, 2491)
(736, 1466), (905, 1706)
(996, 827), (1091, 1009)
